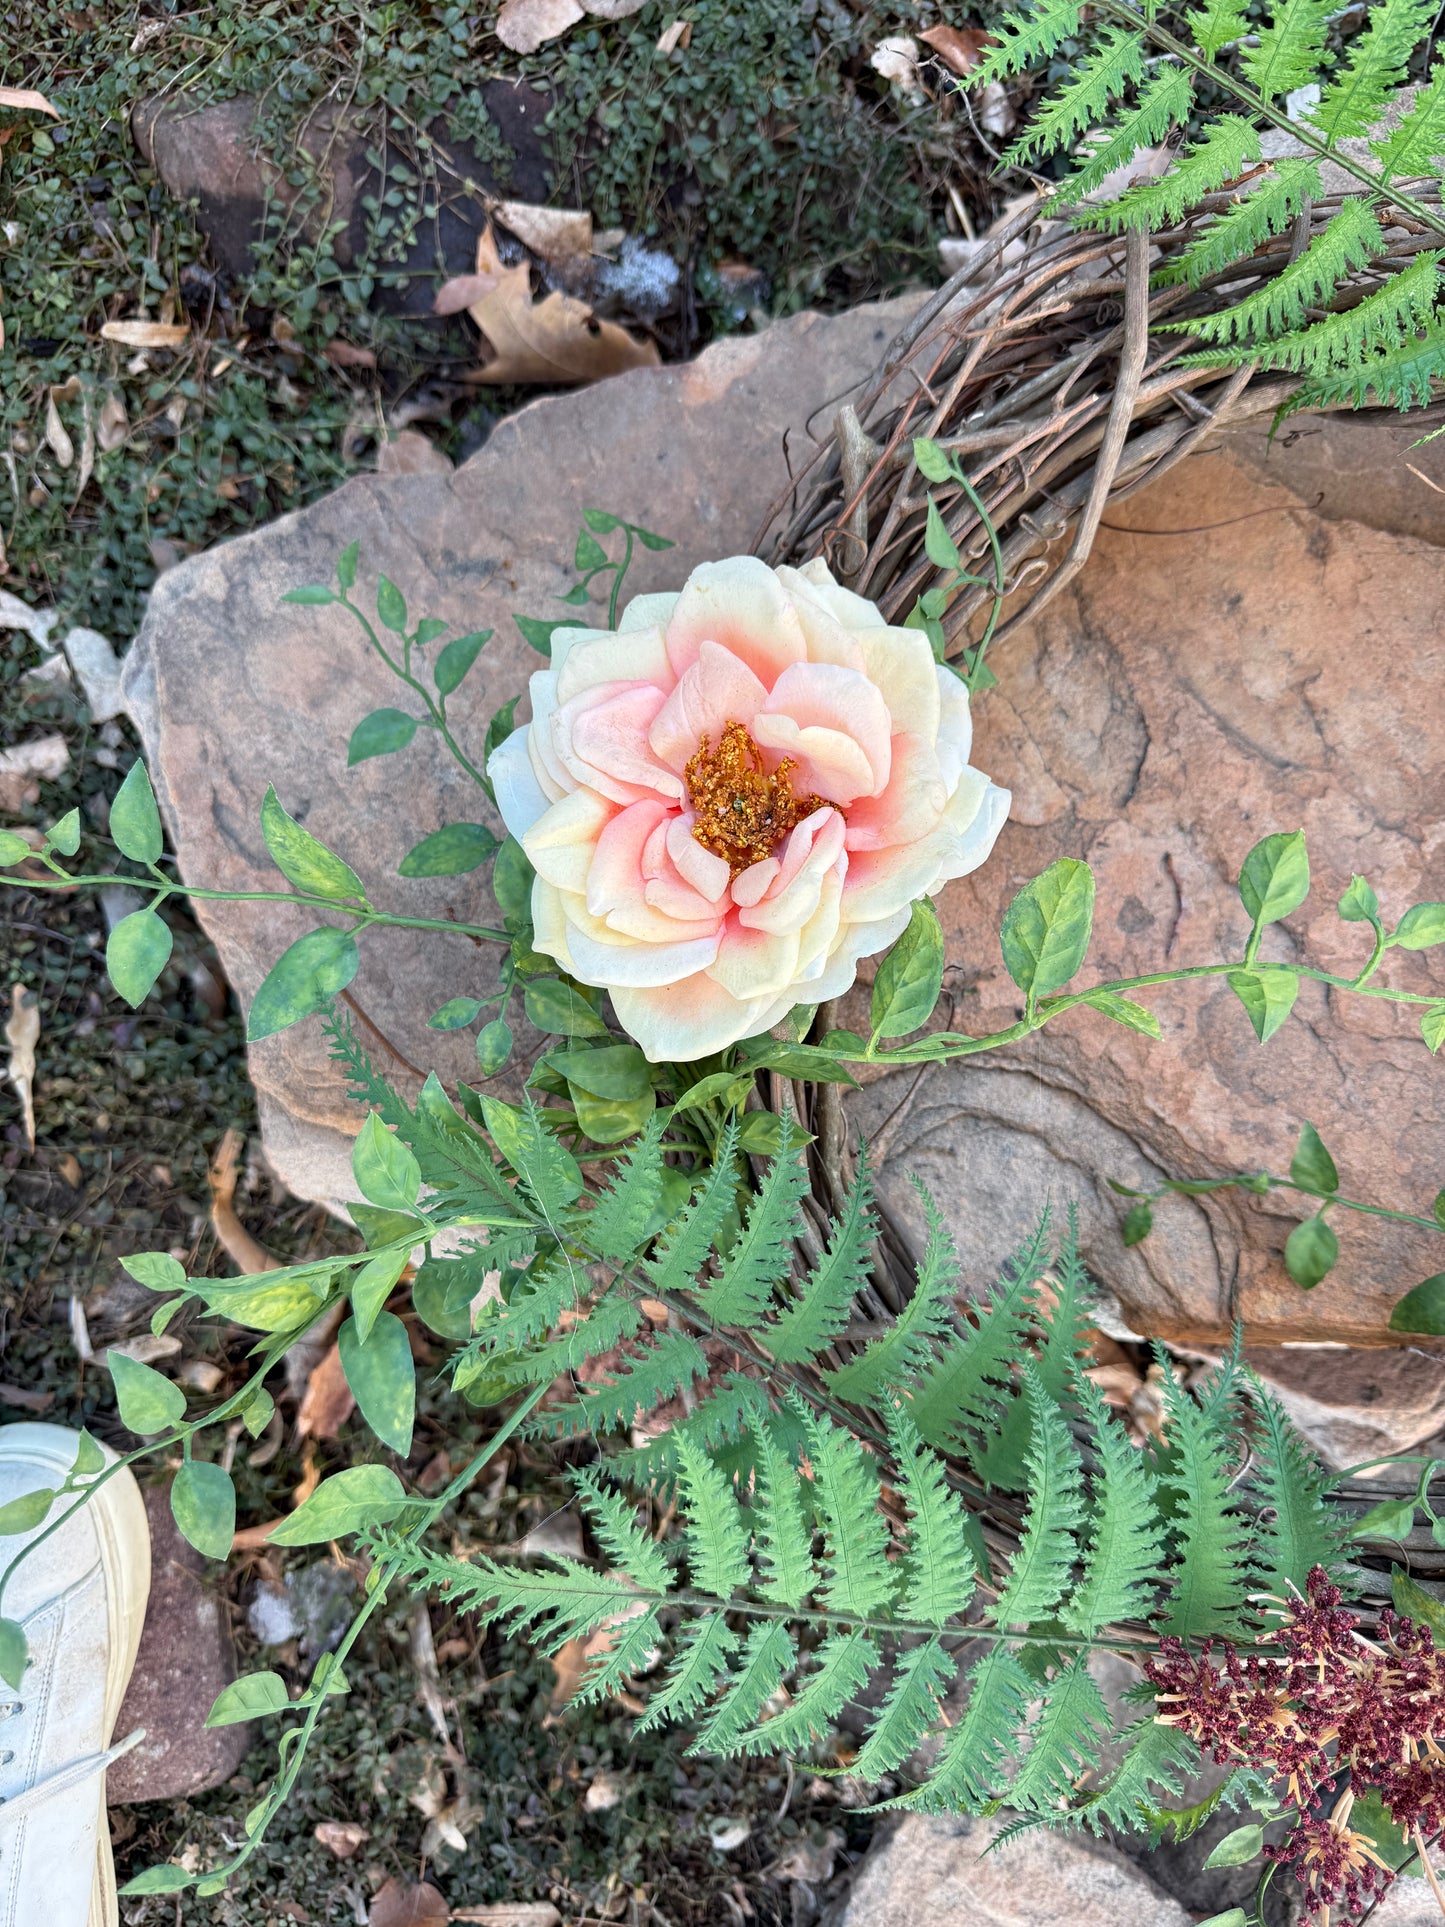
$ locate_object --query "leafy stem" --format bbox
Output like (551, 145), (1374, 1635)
(334, 589), (491, 792)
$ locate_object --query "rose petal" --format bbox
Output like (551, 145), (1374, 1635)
(844, 732), (947, 853)
(789, 557), (892, 634)
(619, 591), (679, 634)
(648, 641), (769, 774)
(663, 556), (808, 687)
(565, 918), (720, 988)
(587, 801), (721, 941)
(737, 808), (845, 936)
(524, 788), (615, 895)
(665, 813), (732, 904)
(753, 661), (892, 802)
(857, 627), (942, 742)
(708, 919), (802, 1003)
(489, 723), (550, 842)
(612, 972), (773, 1062)
(557, 681), (684, 805)
(555, 625), (673, 702)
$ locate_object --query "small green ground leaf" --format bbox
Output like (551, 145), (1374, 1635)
(170, 1460), (236, 1560)
(106, 907), (172, 1007)
(399, 823), (499, 877)
(337, 1311), (415, 1454)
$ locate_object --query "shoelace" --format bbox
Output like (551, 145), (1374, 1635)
(0, 1727), (144, 1831)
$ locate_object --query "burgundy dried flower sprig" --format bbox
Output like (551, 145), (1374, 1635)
(1143, 1569), (1445, 1927)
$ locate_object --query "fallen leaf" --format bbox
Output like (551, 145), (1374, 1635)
(919, 23), (993, 75)
(0, 89), (59, 118)
(978, 80), (1017, 139)
(98, 320), (190, 349)
(208, 1128), (278, 1274)
(870, 35), (924, 100)
(106, 1333), (182, 1367)
(546, 1593), (651, 1715)
(434, 268), (509, 316)
(322, 339), (377, 369)
(57, 1152), (81, 1187)
(464, 223), (658, 387)
(4, 986), (38, 1151)
(451, 1908), (562, 1927)
(44, 388), (74, 469)
(312, 1819), (368, 1858)
(656, 18), (691, 51)
(493, 200), (592, 264)
(495, 0), (584, 53)
(0, 734), (69, 782)
(0, 1383), (54, 1414)
(297, 1344), (354, 1439)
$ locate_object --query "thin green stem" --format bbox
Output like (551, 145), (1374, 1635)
(608, 526), (635, 630)
(337, 593), (490, 792)
(1353, 925), (1388, 990)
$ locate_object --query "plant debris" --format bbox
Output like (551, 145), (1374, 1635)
(4, 984), (39, 1151)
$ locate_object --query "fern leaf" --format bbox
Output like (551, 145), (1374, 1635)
(569, 1464), (674, 1594)
(675, 1431), (750, 1600)
(899, 1645), (1033, 1811)
(1210, 251), (1443, 374)
(495, 1289), (641, 1386)
(583, 1110), (667, 1264)
(1246, 1373), (1343, 1605)
(1078, 1714), (1204, 1834)
(634, 1613), (739, 1734)
(1311, 0), (1434, 142)
(1186, 0), (1252, 57)
(457, 1248), (582, 1361)
(552, 1330), (709, 1439)
(827, 1186), (958, 1405)
(691, 1619), (795, 1753)
(1185, 198), (1384, 346)
(970, 0), (1082, 84)
(1062, 1370), (1164, 1637)
(802, 1404), (895, 1619)
(1008, 30), (1147, 165)
(851, 1636), (954, 1781)
(1057, 70), (1195, 207)
(738, 1631), (878, 1755)
(497, 1094), (586, 1218)
(696, 1121), (808, 1326)
(1161, 158), (1321, 288)
(891, 1409), (976, 1626)
(448, 1556), (656, 1651)
(990, 1366), (1086, 1629)
(1242, 0), (1336, 104)
(750, 1416), (814, 1610)
(976, 1208), (1092, 1488)
(1006, 1657), (1109, 1812)
(1286, 311), (1445, 411)
(1082, 116), (1262, 233)
(1158, 1357), (1253, 1640)
(766, 1157), (877, 1365)
(646, 1117), (739, 1297)
(571, 1606), (666, 1705)
(906, 1212), (1051, 1454)
(1372, 56), (1445, 178)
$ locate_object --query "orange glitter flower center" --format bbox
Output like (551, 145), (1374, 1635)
(684, 721), (829, 876)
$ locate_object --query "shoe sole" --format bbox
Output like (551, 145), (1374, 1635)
(0, 1425), (150, 1927)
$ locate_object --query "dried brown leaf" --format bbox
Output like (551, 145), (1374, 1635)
(96, 392), (129, 453)
(208, 1127), (277, 1273)
(322, 339), (378, 369)
(656, 18), (691, 51)
(98, 320), (190, 349)
(312, 1819), (368, 1859)
(368, 1878), (449, 1927)
(493, 200), (592, 264)
(44, 389), (74, 469)
(494, 0), (584, 53)
(296, 1342), (354, 1440)
(0, 89), (59, 118)
(464, 224), (657, 387)
(5, 986), (39, 1152)
(433, 267), (509, 317)
(451, 1908), (562, 1927)
(919, 23), (993, 75)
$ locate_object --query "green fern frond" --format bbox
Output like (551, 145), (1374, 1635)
(1076, 115), (1261, 232)
(738, 1631), (878, 1755)
(1285, 311), (1445, 411)
(750, 1416), (814, 1609)
(634, 1613), (739, 1734)
(1185, 0), (1252, 58)
(891, 1408), (977, 1626)
(1143, 1773), (1238, 1845)
(901, 1645), (1033, 1811)
(1008, 30), (1147, 165)
(502, 1095), (586, 1219)
(766, 1156), (877, 1365)
(851, 1637), (954, 1781)
(495, 1289), (641, 1386)
(1057, 69), (1194, 207)
(977, 1207), (1092, 1487)
(1158, 1357), (1253, 1640)
(1062, 1370), (1164, 1637)
(675, 1431), (750, 1600)
(1246, 1373), (1344, 1604)
(1372, 56), (1445, 177)
(695, 1120), (808, 1326)
(550, 1330), (710, 1439)
(1007, 1657), (1109, 1812)
(456, 1249), (581, 1362)
(991, 1366), (1087, 1628)
(691, 1619), (795, 1753)
(433, 1553), (658, 1652)
(1205, 251), (1443, 373)
(646, 1116), (739, 1297)
(826, 1187), (958, 1405)
(583, 1110), (667, 1264)
(571, 1464), (674, 1594)
(970, 0), (1082, 84)
(612, 1373), (773, 1488)
(1160, 158), (1321, 288)
(1185, 198), (1385, 345)
(1242, 0), (1336, 103)
(1311, 0), (1435, 141)
(802, 1404), (895, 1619)
(1077, 1714), (1204, 1834)
(571, 1607), (666, 1705)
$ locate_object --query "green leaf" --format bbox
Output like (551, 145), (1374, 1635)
(70, 1431), (105, 1477)
(205, 1670), (290, 1726)
(1082, 990), (1161, 1039)
(106, 907), (173, 1007)
(476, 1017), (513, 1076)
(0, 831), (31, 866)
(399, 822), (499, 877)
(575, 529), (609, 570)
(260, 787), (366, 902)
(557, 583), (591, 606)
(0, 1619), (25, 1689)
(1423, 1005), (1445, 1054)
(1352, 1497), (1416, 1542)
(924, 498), (961, 571)
(352, 1111), (421, 1213)
(119, 1865), (194, 1896)
(1392, 1564), (1445, 1638)
(414, 617), (449, 647)
(480, 1094), (584, 1204)
(1390, 1273), (1445, 1335)
(1195, 1913), (1248, 1927)
(350, 1247), (409, 1347)
(871, 898), (945, 1039)
(1289, 1123), (1339, 1195)
(1238, 830), (1310, 928)
(109, 759), (163, 864)
(492, 835), (536, 928)
(375, 575), (407, 633)
(524, 977), (609, 1037)
(514, 613), (568, 657)
(1205, 1824), (1264, 1869)
(1338, 874), (1380, 924)
(434, 630), (492, 697)
(120, 1250), (188, 1293)
(267, 1464), (408, 1545)
(242, 1388), (275, 1438)
(1122, 1200), (1153, 1246)
(281, 585), (336, 606)
(429, 996), (483, 1030)
(1348, 1787), (1416, 1872)
(1284, 1213), (1338, 1289)
(913, 436), (956, 483)
(1393, 902), (1445, 950)
(583, 508), (620, 533)
(347, 707), (418, 765)
(170, 1460), (236, 1560)
(546, 1043), (651, 1101)
(247, 927), (359, 1041)
(337, 1311), (415, 1455)
(633, 526), (674, 551)
(1436, 1190), (1445, 1231)
(46, 808), (81, 856)
(336, 541), (359, 591)
(1227, 967), (1298, 1042)
(109, 1351), (185, 1435)
(0, 1488), (54, 1535)
(1000, 858), (1095, 999)
(483, 695), (520, 772)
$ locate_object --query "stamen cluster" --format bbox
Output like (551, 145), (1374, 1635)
(1144, 1569), (1445, 1925)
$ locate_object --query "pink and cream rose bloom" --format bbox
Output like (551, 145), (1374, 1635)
(487, 555), (1010, 1062)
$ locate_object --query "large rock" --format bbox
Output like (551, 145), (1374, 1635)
(837, 1813), (1191, 1927)
(122, 300), (923, 1209)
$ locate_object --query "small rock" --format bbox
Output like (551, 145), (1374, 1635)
(583, 1770), (623, 1811)
(516, 1512), (584, 1560)
(0, 589), (58, 651)
(62, 625), (125, 722)
(708, 1817), (751, 1853)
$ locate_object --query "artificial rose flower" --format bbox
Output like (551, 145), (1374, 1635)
(488, 555), (1010, 1062)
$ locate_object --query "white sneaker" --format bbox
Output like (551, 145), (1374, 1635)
(0, 1424), (150, 1927)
